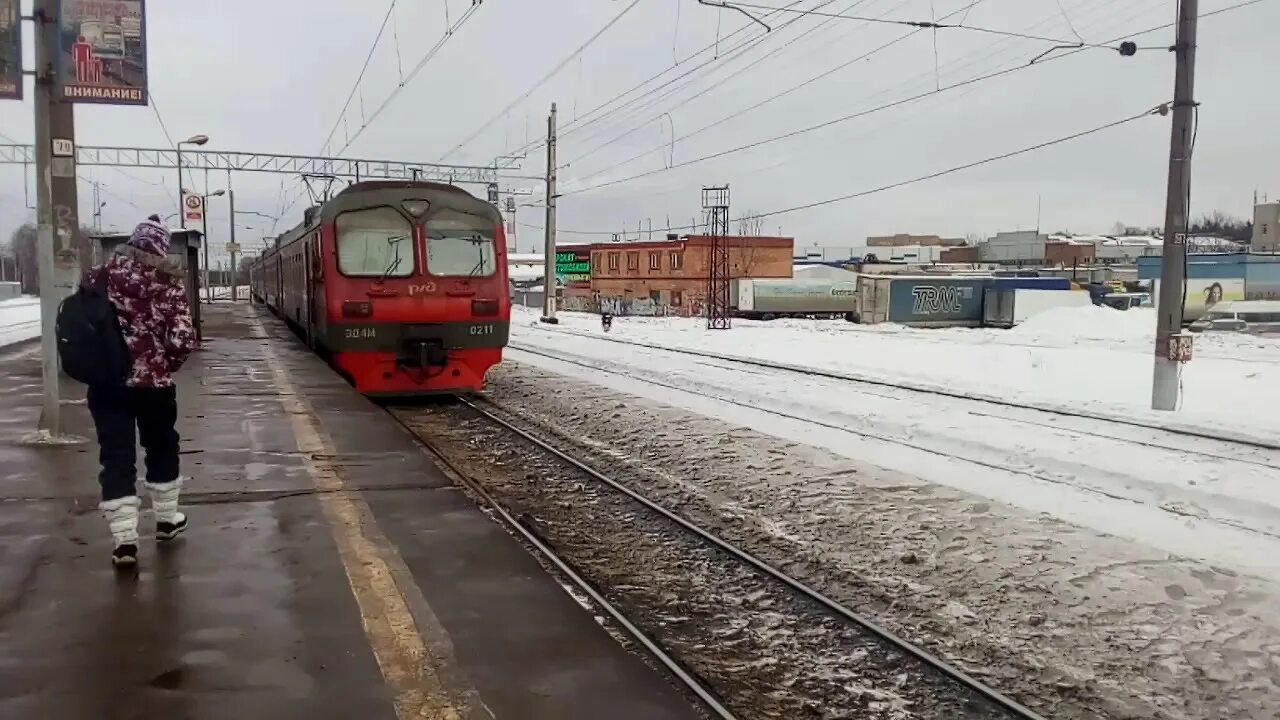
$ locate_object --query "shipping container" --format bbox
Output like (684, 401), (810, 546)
(731, 278), (859, 320)
(857, 275), (987, 327)
(982, 288), (1092, 328)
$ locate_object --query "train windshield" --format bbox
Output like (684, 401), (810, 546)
(424, 209), (496, 277)
(336, 207), (414, 278)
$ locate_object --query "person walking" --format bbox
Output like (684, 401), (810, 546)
(88, 216), (197, 567)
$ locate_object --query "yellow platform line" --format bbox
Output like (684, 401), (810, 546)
(252, 315), (483, 719)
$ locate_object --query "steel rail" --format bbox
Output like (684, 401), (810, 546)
(385, 407), (738, 720)
(455, 395), (1048, 720)
(518, 324), (1280, 453)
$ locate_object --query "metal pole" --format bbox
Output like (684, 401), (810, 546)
(540, 102), (559, 324)
(1151, 0), (1199, 411)
(32, 0), (85, 441)
(176, 144), (185, 229)
(227, 169), (237, 301)
(202, 168), (211, 304)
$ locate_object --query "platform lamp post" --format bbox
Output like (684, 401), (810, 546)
(176, 134), (210, 230)
(200, 189), (226, 303)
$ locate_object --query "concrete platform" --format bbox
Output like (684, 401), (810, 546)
(0, 303), (703, 720)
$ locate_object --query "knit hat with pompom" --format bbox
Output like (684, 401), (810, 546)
(128, 216), (172, 256)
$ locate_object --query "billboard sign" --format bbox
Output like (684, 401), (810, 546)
(59, 0), (148, 104)
(182, 192), (204, 226)
(0, 0), (20, 100)
(554, 248), (592, 289)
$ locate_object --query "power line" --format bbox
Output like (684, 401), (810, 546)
(562, 0), (980, 171)
(503, 0), (808, 159)
(438, 0), (644, 162)
(317, 0), (398, 156)
(747, 104), (1164, 221)
(563, 0), (1132, 183)
(147, 92), (176, 148)
(275, 1), (485, 231)
(553, 1), (1264, 200)
(552, 0), (825, 152)
(544, 103), (1165, 236)
(336, 1), (483, 156)
(561, 0), (899, 168)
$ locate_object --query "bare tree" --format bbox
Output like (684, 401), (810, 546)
(737, 211), (765, 237)
(6, 224), (38, 294)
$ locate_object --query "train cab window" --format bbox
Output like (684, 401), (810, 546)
(335, 207), (414, 278)
(424, 209), (497, 277)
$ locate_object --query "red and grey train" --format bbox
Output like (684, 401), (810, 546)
(248, 180), (511, 396)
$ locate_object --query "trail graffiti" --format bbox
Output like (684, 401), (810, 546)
(911, 285), (965, 315)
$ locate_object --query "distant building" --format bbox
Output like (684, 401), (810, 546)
(1254, 202), (1280, 252)
(865, 233), (965, 247)
(589, 235), (794, 314)
(978, 231), (1046, 264)
(795, 244), (946, 263)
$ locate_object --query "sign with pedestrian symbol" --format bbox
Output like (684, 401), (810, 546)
(183, 192), (204, 224)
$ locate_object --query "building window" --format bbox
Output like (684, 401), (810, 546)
(649, 251), (661, 270)
(649, 290), (661, 303)
(593, 254), (601, 272)
(671, 290), (682, 306)
(608, 252), (620, 271)
(670, 251), (683, 270)
(627, 252), (639, 270)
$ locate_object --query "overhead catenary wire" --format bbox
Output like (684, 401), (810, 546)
(527, 103), (1165, 237)
(562, 0), (983, 172)
(275, 1), (485, 232)
(436, 0), (644, 162)
(719, 0), (1139, 48)
(562, 0), (1139, 185)
(316, 0), (399, 157)
(560, 0), (899, 169)
(502, 0), (808, 159)
(551, 0), (1265, 201)
(551, 0), (824, 152)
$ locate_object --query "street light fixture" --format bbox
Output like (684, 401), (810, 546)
(176, 134), (210, 230)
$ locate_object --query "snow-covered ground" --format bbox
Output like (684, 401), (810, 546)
(515, 305), (1280, 436)
(0, 297), (40, 348)
(508, 305), (1280, 580)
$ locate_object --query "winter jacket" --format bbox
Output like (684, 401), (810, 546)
(87, 221), (197, 388)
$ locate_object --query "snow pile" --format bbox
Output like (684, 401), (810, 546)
(512, 305), (1280, 434)
(0, 297), (40, 348)
(1011, 304), (1155, 342)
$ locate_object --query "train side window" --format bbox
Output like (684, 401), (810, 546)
(335, 207), (414, 277)
(311, 238), (323, 280)
(424, 209), (497, 277)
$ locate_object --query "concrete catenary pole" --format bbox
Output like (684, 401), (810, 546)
(1151, 0), (1199, 411)
(32, 0), (86, 440)
(540, 102), (559, 325)
(228, 169), (237, 301)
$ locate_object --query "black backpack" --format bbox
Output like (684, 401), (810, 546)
(55, 271), (132, 386)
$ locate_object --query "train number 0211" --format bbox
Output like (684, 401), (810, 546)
(469, 324), (495, 336)
(344, 327), (377, 339)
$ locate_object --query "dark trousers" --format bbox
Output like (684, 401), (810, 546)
(86, 385), (180, 502)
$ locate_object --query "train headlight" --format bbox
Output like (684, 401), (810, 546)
(342, 301), (373, 318)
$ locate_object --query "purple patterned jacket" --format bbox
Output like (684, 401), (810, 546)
(88, 225), (197, 388)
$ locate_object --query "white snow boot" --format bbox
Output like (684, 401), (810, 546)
(101, 495), (141, 567)
(145, 477), (188, 541)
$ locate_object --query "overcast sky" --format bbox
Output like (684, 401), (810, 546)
(1, 0), (1277, 260)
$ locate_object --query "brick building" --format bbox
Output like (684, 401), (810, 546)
(589, 235), (793, 312)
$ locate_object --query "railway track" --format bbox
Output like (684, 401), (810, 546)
(505, 341), (1280, 552)
(389, 397), (1048, 720)
(518, 323), (1280, 453)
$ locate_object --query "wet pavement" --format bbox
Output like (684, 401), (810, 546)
(0, 304), (703, 720)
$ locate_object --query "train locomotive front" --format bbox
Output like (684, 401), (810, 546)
(252, 180), (511, 396)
